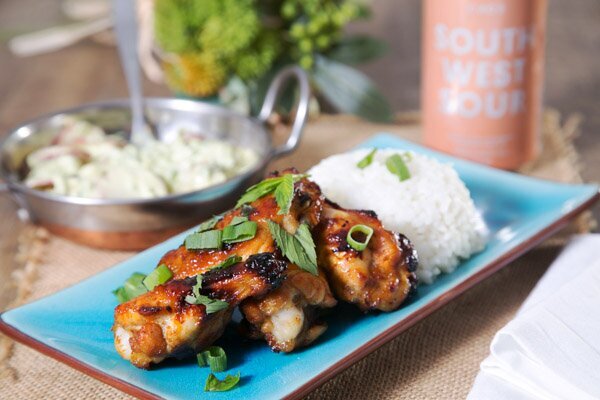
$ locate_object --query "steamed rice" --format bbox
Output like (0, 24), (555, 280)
(309, 148), (487, 284)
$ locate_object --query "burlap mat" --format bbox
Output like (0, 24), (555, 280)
(0, 111), (594, 399)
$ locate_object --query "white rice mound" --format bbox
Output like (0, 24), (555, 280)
(309, 148), (487, 284)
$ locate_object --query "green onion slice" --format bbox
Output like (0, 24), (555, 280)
(113, 272), (149, 303)
(357, 149), (377, 169)
(112, 287), (128, 304)
(142, 264), (172, 291)
(123, 272), (148, 300)
(196, 215), (224, 232)
(198, 346), (227, 372)
(385, 154), (411, 181)
(347, 224), (374, 251)
(229, 216), (248, 226)
(185, 293), (229, 314)
(185, 229), (222, 250)
(222, 221), (257, 244)
(204, 372), (241, 392)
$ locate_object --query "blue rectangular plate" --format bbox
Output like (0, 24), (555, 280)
(1, 134), (598, 399)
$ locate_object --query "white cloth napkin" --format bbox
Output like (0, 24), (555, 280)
(468, 234), (600, 400)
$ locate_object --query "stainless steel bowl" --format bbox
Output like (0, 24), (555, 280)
(0, 67), (310, 250)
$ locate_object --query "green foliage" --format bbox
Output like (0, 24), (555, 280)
(328, 35), (388, 65)
(313, 55), (393, 123)
(154, 0), (392, 121)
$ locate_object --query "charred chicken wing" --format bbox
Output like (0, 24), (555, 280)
(159, 170), (323, 280)
(315, 201), (418, 312)
(113, 253), (286, 368)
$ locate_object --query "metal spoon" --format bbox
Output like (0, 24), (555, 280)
(112, 0), (155, 145)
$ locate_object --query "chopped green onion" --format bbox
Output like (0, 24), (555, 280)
(385, 154), (411, 181)
(123, 272), (148, 300)
(357, 149), (377, 169)
(185, 229), (222, 250)
(204, 372), (241, 392)
(197, 352), (208, 367)
(222, 221), (257, 244)
(196, 215), (224, 232)
(267, 221), (318, 275)
(112, 287), (128, 304)
(229, 216), (248, 226)
(347, 224), (374, 251)
(142, 264), (172, 291)
(198, 346), (227, 372)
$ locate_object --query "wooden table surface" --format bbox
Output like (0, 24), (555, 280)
(0, 0), (598, 311)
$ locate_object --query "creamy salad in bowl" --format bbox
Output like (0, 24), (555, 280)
(24, 116), (259, 199)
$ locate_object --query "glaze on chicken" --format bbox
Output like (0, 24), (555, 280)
(159, 170), (323, 279)
(113, 253), (285, 369)
(113, 170), (419, 369)
(315, 200), (418, 312)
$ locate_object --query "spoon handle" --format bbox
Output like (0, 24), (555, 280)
(112, 0), (152, 144)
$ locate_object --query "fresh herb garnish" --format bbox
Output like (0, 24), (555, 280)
(222, 221), (258, 244)
(210, 255), (242, 271)
(235, 174), (307, 213)
(113, 272), (146, 303)
(357, 149), (377, 169)
(113, 264), (175, 303)
(185, 256), (242, 312)
(112, 287), (128, 303)
(229, 216), (248, 226)
(267, 221), (318, 275)
(386, 154), (411, 181)
(197, 346), (227, 372)
(142, 264), (172, 291)
(347, 224), (374, 251)
(185, 229), (223, 250)
(204, 372), (241, 392)
(273, 174), (295, 215)
(113, 272), (148, 303)
(185, 291), (229, 314)
(196, 215), (224, 232)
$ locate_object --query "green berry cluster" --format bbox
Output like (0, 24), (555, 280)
(281, 0), (361, 69)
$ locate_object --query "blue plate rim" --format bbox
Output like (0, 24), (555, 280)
(1, 134), (598, 399)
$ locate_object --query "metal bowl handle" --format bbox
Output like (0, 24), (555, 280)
(258, 66), (311, 159)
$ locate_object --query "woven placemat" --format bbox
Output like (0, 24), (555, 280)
(0, 111), (594, 399)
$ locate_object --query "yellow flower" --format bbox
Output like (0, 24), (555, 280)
(163, 53), (227, 97)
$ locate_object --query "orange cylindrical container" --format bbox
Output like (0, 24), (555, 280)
(421, 0), (547, 169)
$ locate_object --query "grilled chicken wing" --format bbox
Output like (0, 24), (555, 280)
(240, 264), (337, 352)
(113, 253), (286, 368)
(315, 201), (418, 312)
(160, 170), (323, 279)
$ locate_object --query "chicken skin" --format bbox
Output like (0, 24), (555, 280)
(240, 264), (337, 352)
(114, 171), (326, 367)
(315, 201), (418, 312)
(159, 170), (323, 279)
(113, 253), (286, 369)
